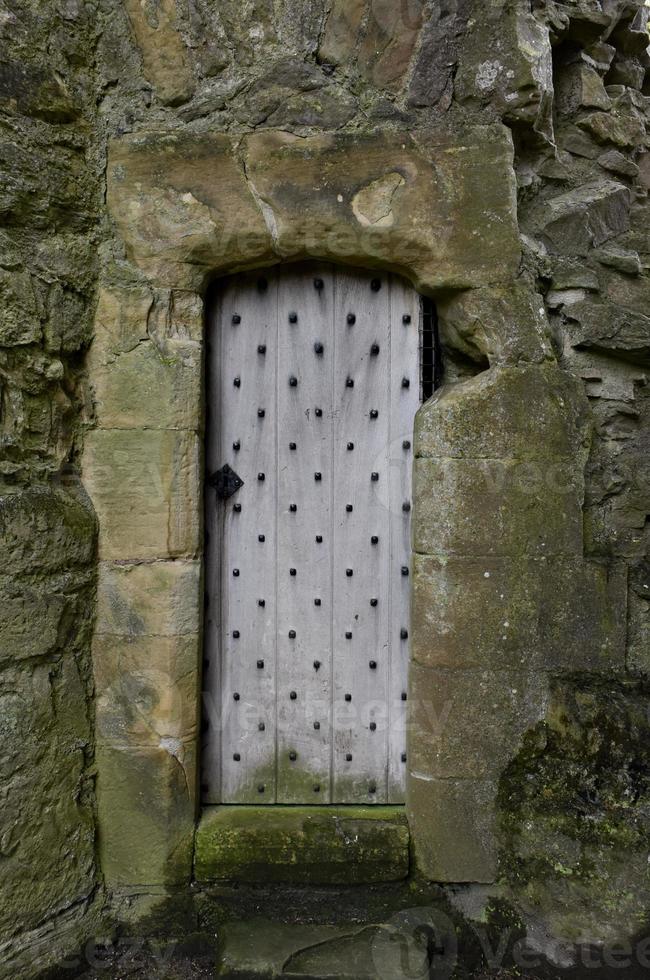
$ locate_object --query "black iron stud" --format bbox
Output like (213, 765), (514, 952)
(289, 312), (298, 323)
(314, 342), (324, 354)
(258, 344), (266, 355)
(345, 693), (352, 702)
(258, 784), (265, 793)
(369, 782), (377, 794)
(346, 504), (353, 513)
(314, 785), (320, 793)
(315, 472), (322, 481)
(290, 690), (297, 700)
(369, 660), (377, 669)
(401, 628), (409, 639)
(290, 504), (297, 512)
(290, 442), (297, 450)
(346, 753), (353, 761)
(346, 568), (353, 577)
(314, 598), (321, 606)
(402, 501), (411, 513)
(232, 314), (241, 324)
(371, 535), (379, 545)
(233, 753), (241, 761)
(290, 568), (297, 576)
(347, 442), (354, 451)
(316, 535), (323, 543)
(346, 377), (354, 388)
(233, 692), (240, 701)
(289, 629), (296, 638)
(313, 660), (321, 671)
(403, 440), (411, 450)
(258, 472), (265, 481)
(370, 598), (378, 607)
(315, 407), (322, 417)
(371, 278), (381, 292)
(370, 343), (380, 356)
(401, 565), (409, 576)
(403, 313), (411, 324)
(402, 377), (410, 389)
(401, 752), (407, 763)
(371, 472), (379, 482)
(401, 692), (408, 701)
(370, 409), (378, 419)
(258, 534), (265, 542)
(314, 278), (324, 291)
(289, 751), (297, 761)
(257, 660), (264, 669)
(233, 568), (240, 577)
(314, 721), (320, 730)
(257, 277), (268, 292)
(233, 503), (242, 512)
(289, 375), (298, 387)
(370, 722), (377, 731)
(258, 408), (265, 418)
(233, 440), (241, 452)
(258, 722), (265, 731)
(258, 599), (265, 607)
(233, 376), (241, 387)
(233, 630), (240, 638)
(346, 631), (352, 639)
(347, 313), (356, 325)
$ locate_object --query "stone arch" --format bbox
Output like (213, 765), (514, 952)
(86, 124), (620, 894)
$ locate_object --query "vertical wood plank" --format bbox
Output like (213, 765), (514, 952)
(276, 264), (334, 803)
(217, 271), (278, 803)
(331, 268), (391, 804)
(388, 276), (422, 802)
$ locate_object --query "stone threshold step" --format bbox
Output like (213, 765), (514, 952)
(195, 806), (410, 886)
(216, 918), (429, 980)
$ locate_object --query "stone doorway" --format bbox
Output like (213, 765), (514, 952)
(202, 263), (432, 805)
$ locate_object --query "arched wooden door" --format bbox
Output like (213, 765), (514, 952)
(202, 264), (431, 805)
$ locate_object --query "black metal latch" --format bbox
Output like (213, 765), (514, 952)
(208, 464), (244, 500)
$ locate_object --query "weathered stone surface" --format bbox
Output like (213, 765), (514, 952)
(412, 555), (626, 672)
(565, 298), (650, 364)
(455, 1), (555, 142)
(500, 677), (650, 946)
(94, 634), (200, 745)
(409, 664), (549, 780)
(408, 0), (472, 108)
(0, 487), (96, 576)
(317, 0), (365, 67)
(83, 428), (200, 560)
(592, 244), (642, 274)
(416, 364), (590, 461)
(357, 0), (425, 91)
(123, 0), (195, 106)
(96, 560), (200, 637)
(598, 148), (640, 178)
(436, 287), (552, 367)
(107, 133), (273, 289)
(555, 63), (612, 114)
(195, 806), (409, 884)
(243, 127), (520, 291)
(577, 107), (647, 148)
(408, 775), (497, 882)
(96, 740), (195, 887)
(627, 560), (650, 673)
(216, 919), (428, 979)
(413, 457), (585, 558)
(0, 659), (95, 954)
(539, 179), (630, 255)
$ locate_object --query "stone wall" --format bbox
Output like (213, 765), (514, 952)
(0, 0), (648, 975)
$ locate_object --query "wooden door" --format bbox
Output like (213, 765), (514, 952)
(203, 264), (424, 805)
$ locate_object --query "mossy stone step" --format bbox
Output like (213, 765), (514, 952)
(195, 806), (409, 885)
(216, 918), (429, 979)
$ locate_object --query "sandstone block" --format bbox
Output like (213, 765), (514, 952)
(412, 457), (584, 558)
(96, 560), (200, 637)
(83, 428), (200, 560)
(407, 775), (497, 882)
(124, 0), (195, 106)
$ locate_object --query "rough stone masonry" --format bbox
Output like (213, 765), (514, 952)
(0, 0), (648, 977)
